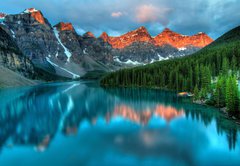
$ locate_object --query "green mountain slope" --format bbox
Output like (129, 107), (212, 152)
(209, 26), (240, 46)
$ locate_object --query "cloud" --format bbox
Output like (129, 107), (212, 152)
(135, 4), (171, 26)
(111, 12), (123, 18)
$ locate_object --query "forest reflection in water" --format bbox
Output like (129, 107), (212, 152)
(0, 81), (239, 161)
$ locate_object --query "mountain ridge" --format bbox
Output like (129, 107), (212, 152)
(0, 8), (214, 81)
(99, 26), (213, 49)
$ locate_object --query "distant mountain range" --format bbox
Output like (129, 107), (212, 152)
(0, 8), (213, 83)
(100, 26), (212, 49)
(100, 25), (240, 90)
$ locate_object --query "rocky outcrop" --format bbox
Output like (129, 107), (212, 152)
(54, 22), (83, 63)
(2, 9), (67, 65)
(54, 22), (74, 31)
(24, 8), (46, 24)
(79, 32), (114, 66)
(53, 23), (110, 76)
(0, 26), (34, 78)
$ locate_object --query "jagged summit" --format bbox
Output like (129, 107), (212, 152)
(22, 8), (45, 24)
(104, 26), (152, 49)
(97, 26), (212, 49)
(134, 26), (148, 32)
(154, 28), (213, 48)
(23, 8), (39, 14)
(159, 28), (181, 36)
(162, 28), (172, 32)
(0, 13), (6, 23)
(127, 26), (150, 37)
(100, 32), (109, 42)
(84, 31), (95, 38)
(54, 22), (74, 31)
(0, 13), (6, 18)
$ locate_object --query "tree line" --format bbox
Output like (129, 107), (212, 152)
(101, 41), (240, 113)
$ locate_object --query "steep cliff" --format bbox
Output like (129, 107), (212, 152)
(0, 26), (34, 78)
(0, 27), (36, 87)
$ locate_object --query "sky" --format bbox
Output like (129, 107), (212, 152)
(0, 0), (240, 39)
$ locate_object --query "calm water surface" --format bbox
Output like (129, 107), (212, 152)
(0, 81), (240, 166)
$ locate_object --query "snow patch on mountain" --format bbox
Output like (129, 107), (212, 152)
(124, 59), (143, 65)
(114, 53), (173, 65)
(54, 27), (72, 62)
(46, 57), (79, 79)
(157, 54), (170, 61)
(83, 48), (87, 55)
(150, 54), (171, 63)
(23, 8), (38, 14)
(0, 18), (5, 23)
(178, 47), (187, 51)
(10, 29), (16, 38)
(114, 57), (143, 65)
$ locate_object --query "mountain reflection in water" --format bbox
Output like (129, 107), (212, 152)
(112, 105), (184, 125)
(0, 81), (240, 166)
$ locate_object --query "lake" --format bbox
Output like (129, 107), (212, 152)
(0, 81), (240, 166)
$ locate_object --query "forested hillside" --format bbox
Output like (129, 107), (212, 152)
(101, 26), (240, 113)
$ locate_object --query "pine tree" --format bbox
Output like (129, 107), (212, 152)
(194, 85), (199, 100)
(226, 76), (239, 112)
(194, 64), (200, 87)
(231, 55), (237, 74)
(222, 57), (229, 75)
(200, 66), (211, 91)
(188, 67), (193, 91)
(213, 76), (226, 107)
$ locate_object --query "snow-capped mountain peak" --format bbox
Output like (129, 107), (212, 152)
(23, 8), (39, 14)
(0, 13), (6, 18)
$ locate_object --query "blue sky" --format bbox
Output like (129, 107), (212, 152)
(1, 0), (240, 39)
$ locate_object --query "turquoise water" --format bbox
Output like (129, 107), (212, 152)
(0, 81), (240, 166)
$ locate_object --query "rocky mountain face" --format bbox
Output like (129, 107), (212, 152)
(100, 27), (213, 65)
(112, 42), (199, 64)
(0, 8), (109, 79)
(79, 32), (114, 66)
(0, 26), (34, 78)
(101, 27), (213, 49)
(101, 26), (153, 49)
(0, 8), (213, 80)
